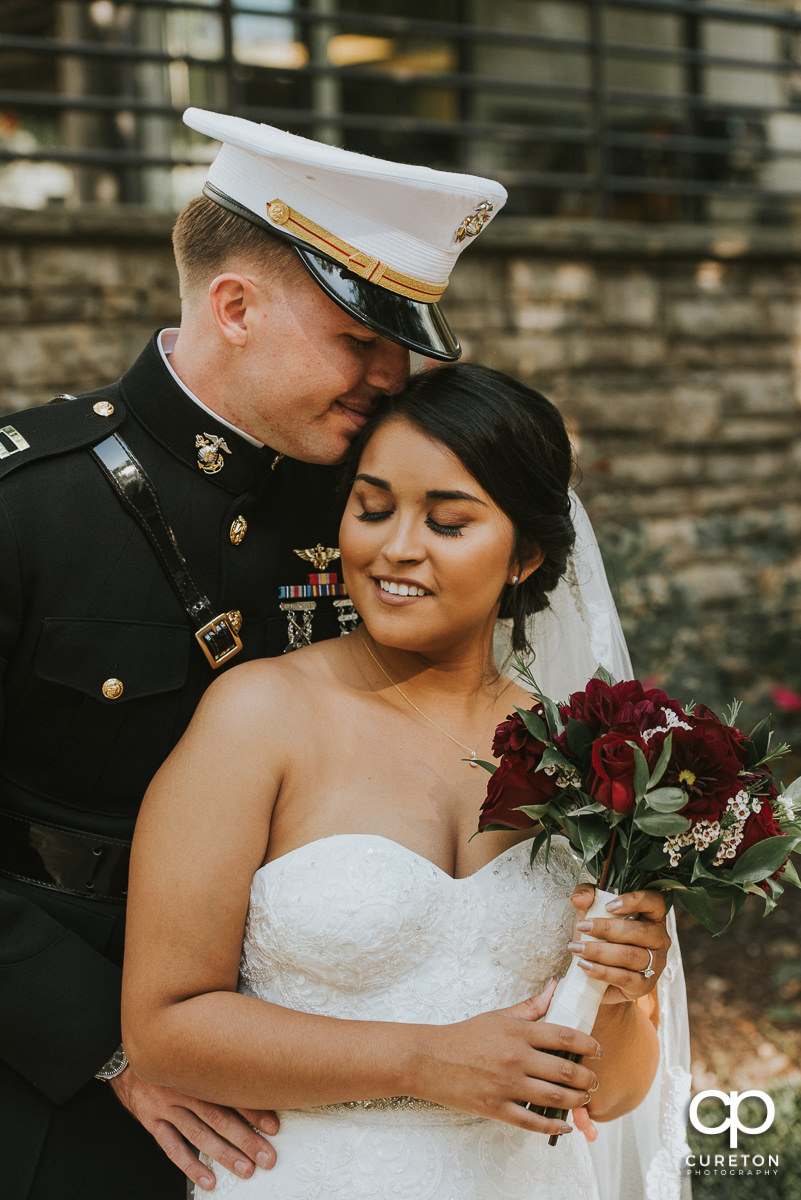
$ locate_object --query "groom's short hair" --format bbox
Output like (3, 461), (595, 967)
(172, 195), (299, 298)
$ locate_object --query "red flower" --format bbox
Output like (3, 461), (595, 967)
(586, 731), (645, 814)
(559, 678), (685, 741)
(653, 709), (748, 821)
(770, 685), (801, 713)
(478, 709), (562, 832)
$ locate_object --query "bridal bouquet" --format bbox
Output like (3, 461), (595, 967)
(477, 665), (801, 1133)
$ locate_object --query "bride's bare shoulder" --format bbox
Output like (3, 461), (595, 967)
(195, 639), (350, 725)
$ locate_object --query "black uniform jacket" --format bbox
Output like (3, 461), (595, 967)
(0, 334), (341, 1197)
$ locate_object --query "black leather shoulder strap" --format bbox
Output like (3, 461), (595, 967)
(91, 433), (243, 670)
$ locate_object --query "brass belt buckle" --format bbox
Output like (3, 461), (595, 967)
(195, 610), (243, 668)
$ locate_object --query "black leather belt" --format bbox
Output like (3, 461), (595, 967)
(0, 811), (130, 902)
(91, 434), (242, 668)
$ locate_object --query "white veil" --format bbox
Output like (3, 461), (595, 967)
(495, 492), (692, 1200)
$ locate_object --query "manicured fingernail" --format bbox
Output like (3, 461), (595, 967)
(199, 1176), (214, 1192)
(560, 1123), (573, 1135)
(234, 1160), (250, 1178)
(567, 941), (585, 953)
(596, 1045), (604, 1059)
(577, 958), (593, 972)
(260, 1116), (278, 1134)
(576, 920), (592, 932)
(606, 898), (623, 910)
(256, 1151), (273, 1169)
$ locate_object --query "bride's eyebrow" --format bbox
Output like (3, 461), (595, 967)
(354, 473), (391, 490)
(426, 489), (487, 505)
(354, 474), (486, 506)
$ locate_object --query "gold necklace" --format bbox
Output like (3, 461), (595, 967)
(360, 636), (479, 767)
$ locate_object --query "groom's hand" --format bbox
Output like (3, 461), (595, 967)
(110, 1066), (278, 1192)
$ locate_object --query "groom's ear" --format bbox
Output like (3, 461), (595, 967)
(511, 540), (545, 586)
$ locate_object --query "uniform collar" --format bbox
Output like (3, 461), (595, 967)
(156, 328), (264, 449)
(120, 332), (278, 495)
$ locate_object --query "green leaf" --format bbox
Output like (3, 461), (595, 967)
(472, 759), (497, 775)
(633, 810), (691, 836)
(592, 666), (618, 686)
(779, 857), (801, 890)
(565, 718), (594, 760)
(632, 745), (650, 803)
(647, 732), (673, 789)
(515, 803), (554, 822)
(643, 786), (687, 813)
(514, 706), (550, 744)
(528, 827), (550, 867)
(675, 886), (719, 933)
(568, 801), (607, 817)
(747, 717), (771, 765)
(541, 694), (565, 739)
(576, 815), (610, 861)
(728, 835), (793, 884)
(538, 746), (574, 774)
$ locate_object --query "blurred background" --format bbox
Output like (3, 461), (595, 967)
(0, 3), (800, 1191)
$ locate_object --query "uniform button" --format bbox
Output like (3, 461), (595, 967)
(93, 401), (115, 417)
(102, 678), (124, 700)
(230, 515), (248, 545)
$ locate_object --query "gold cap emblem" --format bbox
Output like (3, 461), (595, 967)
(455, 201), (494, 243)
(196, 432), (231, 474)
(93, 401), (115, 418)
(227, 610), (243, 634)
(294, 544), (341, 571)
(267, 200), (291, 226)
(102, 678), (124, 700)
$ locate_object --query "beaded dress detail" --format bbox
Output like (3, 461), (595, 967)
(196, 834), (600, 1199)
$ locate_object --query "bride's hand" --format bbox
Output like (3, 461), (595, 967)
(568, 885), (670, 1004)
(110, 1067), (279, 1192)
(414, 980), (602, 1138)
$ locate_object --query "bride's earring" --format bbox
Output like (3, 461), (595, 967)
(511, 574), (519, 585)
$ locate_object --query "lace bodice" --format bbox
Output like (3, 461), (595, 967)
(197, 834), (604, 1199)
(241, 833), (579, 1022)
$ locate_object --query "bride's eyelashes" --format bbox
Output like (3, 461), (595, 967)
(355, 509), (465, 538)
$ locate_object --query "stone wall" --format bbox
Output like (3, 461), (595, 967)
(1, 207), (799, 750)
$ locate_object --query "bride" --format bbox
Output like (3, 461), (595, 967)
(122, 363), (680, 1199)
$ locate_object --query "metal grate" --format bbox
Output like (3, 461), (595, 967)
(2, 0), (801, 224)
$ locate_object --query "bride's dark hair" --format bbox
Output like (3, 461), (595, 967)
(343, 362), (576, 654)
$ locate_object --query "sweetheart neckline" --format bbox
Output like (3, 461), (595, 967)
(255, 832), (538, 885)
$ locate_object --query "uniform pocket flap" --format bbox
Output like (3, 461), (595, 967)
(35, 618), (192, 703)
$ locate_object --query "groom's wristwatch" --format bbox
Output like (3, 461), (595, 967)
(94, 1043), (129, 1082)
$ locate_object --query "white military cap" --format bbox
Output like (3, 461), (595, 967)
(182, 108), (507, 360)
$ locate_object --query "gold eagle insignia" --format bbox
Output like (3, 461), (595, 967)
(293, 544), (341, 571)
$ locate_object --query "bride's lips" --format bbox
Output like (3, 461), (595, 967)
(372, 576), (432, 606)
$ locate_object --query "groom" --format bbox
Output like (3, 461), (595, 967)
(0, 109), (506, 1198)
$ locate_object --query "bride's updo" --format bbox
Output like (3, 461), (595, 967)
(345, 362), (576, 654)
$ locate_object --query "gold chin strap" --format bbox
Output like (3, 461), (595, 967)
(265, 199), (448, 302)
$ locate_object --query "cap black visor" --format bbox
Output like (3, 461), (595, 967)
(294, 247), (460, 362)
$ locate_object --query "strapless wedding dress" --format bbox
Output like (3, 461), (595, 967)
(197, 834), (600, 1199)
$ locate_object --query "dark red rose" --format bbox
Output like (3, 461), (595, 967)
(652, 712), (748, 821)
(491, 709), (545, 762)
(559, 678), (685, 741)
(586, 730), (645, 814)
(478, 708), (561, 832)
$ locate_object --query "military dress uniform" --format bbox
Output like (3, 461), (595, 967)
(0, 333), (342, 1199)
